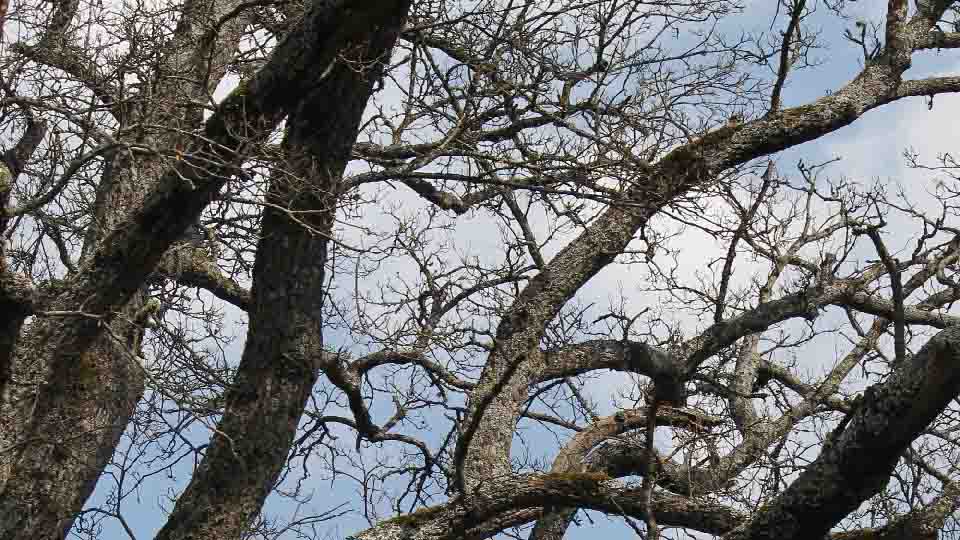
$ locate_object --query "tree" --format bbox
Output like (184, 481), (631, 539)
(2, 0), (960, 538)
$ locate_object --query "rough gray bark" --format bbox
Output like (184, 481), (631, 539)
(153, 4), (411, 537)
(4, 0), (960, 539)
(457, 0), (958, 492)
(0, 0), (248, 531)
(343, 325), (960, 540)
(724, 325), (960, 540)
(0, 1), (412, 538)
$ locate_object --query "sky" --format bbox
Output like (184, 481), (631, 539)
(72, 1), (960, 539)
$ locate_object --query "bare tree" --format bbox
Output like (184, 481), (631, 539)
(3, 0), (960, 539)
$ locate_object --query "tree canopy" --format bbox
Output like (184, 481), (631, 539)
(2, 0), (960, 539)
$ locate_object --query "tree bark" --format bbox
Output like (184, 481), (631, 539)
(723, 326), (960, 540)
(153, 3), (412, 538)
(454, 1), (959, 491)
(0, 1), (410, 538)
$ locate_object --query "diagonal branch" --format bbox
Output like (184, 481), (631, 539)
(454, 7), (960, 485)
(151, 4), (414, 539)
(723, 325), (960, 540)
(0, 2), (417, 538)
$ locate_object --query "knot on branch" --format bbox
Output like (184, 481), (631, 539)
(625, 342), (687, 406)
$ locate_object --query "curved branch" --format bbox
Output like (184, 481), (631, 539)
(456, 8), (956, 485)
(350, 472), (748, 540)
(350, 349), (474, 390)
(530, 406), (724, 540)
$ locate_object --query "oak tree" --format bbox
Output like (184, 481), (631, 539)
(2, 1), (960, 540)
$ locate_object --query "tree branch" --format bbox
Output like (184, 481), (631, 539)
(724, 326), (960, 540)
(157, 246), (251, 311)
(0, 2), (417, 538)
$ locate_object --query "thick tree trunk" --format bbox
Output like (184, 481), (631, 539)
(0, 0), (409, 535)
(153, 4), (412, 538)
(0, 0), (246, 535)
